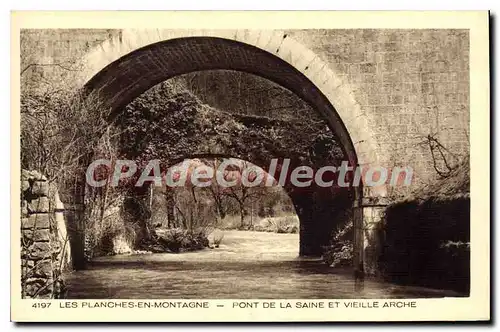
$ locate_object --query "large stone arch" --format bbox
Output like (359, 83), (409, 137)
(76, 29), (387, 274)
(81, 30), (384, 186)
(147, 138), (355, 259)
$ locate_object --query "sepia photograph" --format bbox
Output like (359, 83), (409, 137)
(11, 11), (490, 322)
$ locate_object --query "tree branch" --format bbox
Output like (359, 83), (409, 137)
(21, 62), (78, 76)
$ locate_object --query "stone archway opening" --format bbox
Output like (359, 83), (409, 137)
(75, 36), (378, 275)
(148, 157), (302, 252)
(84, 37), (360, 166)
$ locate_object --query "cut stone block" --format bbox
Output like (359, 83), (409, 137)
(22, 229), (51, 242)
(31, 259), (53, 278)
(21, 200), (28, 217)
(31, 181), (49, 196)
(28, 197), (50, 213)
(23, 242), (51, 260)
(21, 181), (30, 193)
(22, 214), (50, 229)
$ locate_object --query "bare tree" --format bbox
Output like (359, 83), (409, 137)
(220, 160), (265, 229)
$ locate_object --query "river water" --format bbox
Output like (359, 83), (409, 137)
(64, 230), (461, 299)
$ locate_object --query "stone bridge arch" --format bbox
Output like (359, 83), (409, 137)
(146, 145), (355, 260)
(76, 29), (388, 274)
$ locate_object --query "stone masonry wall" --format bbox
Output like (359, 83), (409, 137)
(289, 29), (469, 195)
(21, 29), (470, 198)
(21, 29), (118, 90)
(20, 29), (470, 273)
(21, 170), (70, 299)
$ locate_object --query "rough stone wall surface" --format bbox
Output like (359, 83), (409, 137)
(288, 29), (469, 192)
(287, 29), (469, 271)
(20, 29), (120, 92)
(21, 29), (117, 75)
(21, 170), (70, 299)
(20, 29), (470, 272)
(21, 29), (469, 198)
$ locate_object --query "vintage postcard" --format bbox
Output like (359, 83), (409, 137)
(11, 11), (490, 322)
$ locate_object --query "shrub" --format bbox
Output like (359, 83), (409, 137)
(322, 219), (353, 267)
(323, 241), (353, 267)
(253, 215), (299, 233)
(156, 228), (210, 253)
(157, 228), (184, 253)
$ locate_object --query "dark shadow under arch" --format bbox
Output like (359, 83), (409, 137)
(84, 37), (359, 172)
(80, 36), (364, 270)
(120, 147), (355, 258)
